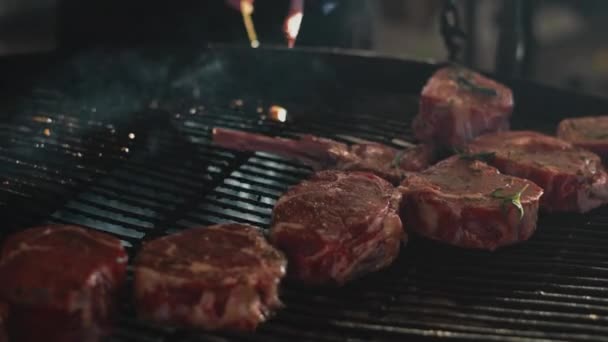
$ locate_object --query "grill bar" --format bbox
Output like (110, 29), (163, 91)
(2, 48), (608, 341)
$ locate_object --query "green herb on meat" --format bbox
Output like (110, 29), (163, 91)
(490, 184), (529, 219)
(454, 72), (498, 97)
(458, 150), (496, 163)
(391, 150), (406, 168)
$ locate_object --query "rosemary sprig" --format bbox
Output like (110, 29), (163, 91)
(490, 184), (529, 219)
(457, 150), (496, 163)
(454, 72), (498, 97)
(391, 150), (406, 169)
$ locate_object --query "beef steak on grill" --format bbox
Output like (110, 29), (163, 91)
(412, 66), (513, 148)
(399, 156), (543, 250)
(212, 127), (434, 184)
(134, 224), (286, 331)
(557, 116), (608, 161)
(270, 170), (404, 285)
(467, 131), (608, 213)
(0, 225), (127, 342)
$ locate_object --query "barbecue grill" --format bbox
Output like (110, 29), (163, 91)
(3, 45), (608, 341)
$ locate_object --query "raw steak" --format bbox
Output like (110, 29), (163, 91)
(134, 224), (286, 331)
(0, 225), (128, 342)
(212, 127), (434, 184)
(412, 66), (513, 148)
(270, 170), (404, 285)
(399, 156), (543, 250)
(467, 130), (608, 213)
(557, 116), (608, 161)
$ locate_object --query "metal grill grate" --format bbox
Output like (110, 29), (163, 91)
(2, 47), (608, 341)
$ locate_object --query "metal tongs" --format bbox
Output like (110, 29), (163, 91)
(239, 0), (304, 48)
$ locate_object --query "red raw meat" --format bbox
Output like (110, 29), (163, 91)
(413, 66), (513, 148)
(270, 170), (404, 285)
(134, 224), (286, 331)
(0, 225), (127, 342)
(467, 131), (608, 213)
(212, 127), (434, 184)
(557, 116), (608, 161)
(399, 156), (543, 250)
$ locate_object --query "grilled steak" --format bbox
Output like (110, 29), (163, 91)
(134, 224), (286, 331)
(212, 127), (434, 184)
(0, 225), (127, 342)
(557, 116), (608, 161)
(467, 131), (608, 213)
(270, 170), (404, 285)
(412, 66), (513, 148)
(399, 156), (543, 250)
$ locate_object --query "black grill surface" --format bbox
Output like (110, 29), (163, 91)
(2, 46), (608, 341)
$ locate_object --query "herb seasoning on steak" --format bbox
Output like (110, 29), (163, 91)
(399, 156), (542, 250)
(270, 170), (404, 285)
(0, 225), (128, 342)
(213, 127), (434, 184)
(467, 130), (608, 213)
(412, 67), (513, 148)
(557, 116), (608, 161)
(134, 224), (286, 331)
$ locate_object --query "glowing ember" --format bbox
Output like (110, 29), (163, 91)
(269, 105), (288, 123)
(230, 99), (244, 108)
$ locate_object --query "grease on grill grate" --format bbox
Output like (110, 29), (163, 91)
(2, 92), (608, 342)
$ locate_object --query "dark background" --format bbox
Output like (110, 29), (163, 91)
(0, 0), (608, 97)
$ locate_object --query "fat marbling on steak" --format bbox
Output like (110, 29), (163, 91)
(467, 130), (608, 213)
(557, 116), (608, 161)
(270, 170), (404, 285)
(0, 225), (128, 342)
(412, 66), (513, 148)
(134, 224), (286, 331)
(399, 156), (543, 250)
(213, 127), (434, 184)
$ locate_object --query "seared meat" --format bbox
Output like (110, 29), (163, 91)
(399, 156), (543, 250)
(270, 170), (404, 286)
(134, 224), (286, 331)
(0, 225), (127, 342)
(212, 127), (434, 184)
(413, 66), (513, 148)
(467, 131), (608, 213)
(557, 116), (608, 161)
